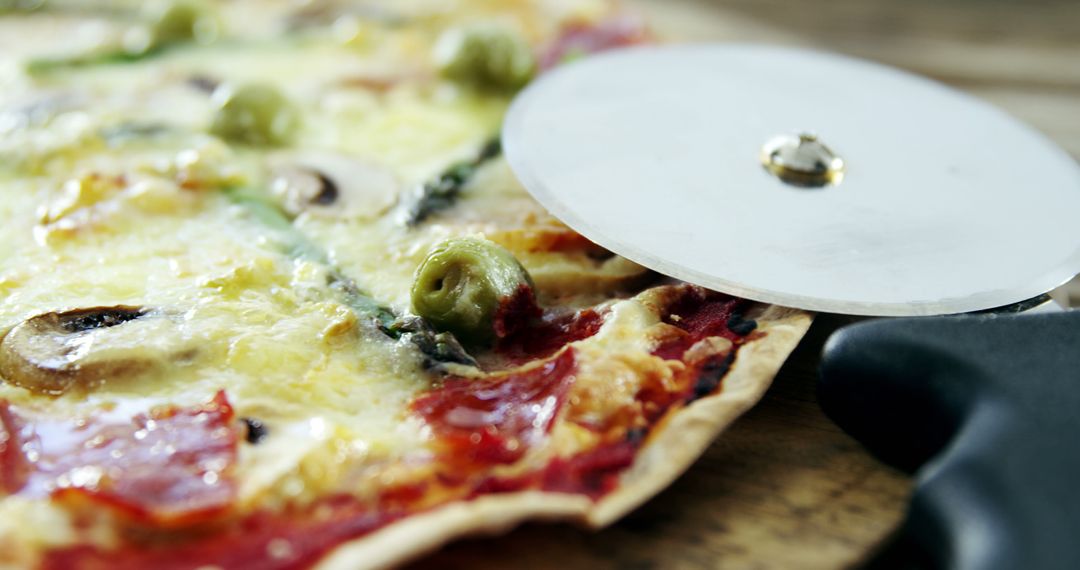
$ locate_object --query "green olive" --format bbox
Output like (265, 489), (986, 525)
(434, 26), (536, 91)
(146, 0), (218, 47)
(210, 83), (300, 146)
(411, 237), (534, 345)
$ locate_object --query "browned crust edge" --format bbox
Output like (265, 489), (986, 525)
(315, 304), (813, 570)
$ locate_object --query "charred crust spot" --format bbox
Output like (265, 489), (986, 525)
(58, 307), (145, 333)
(690, 353), (734, 402)
(310, 170), (339, 205)
(241, 417), (269, 444)
(585, 247), (617, 262)
(186, 75), (220, 94)
(625, 427), (648, 445)
(727, 312), (757, 336)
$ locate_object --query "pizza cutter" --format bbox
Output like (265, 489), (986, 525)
(502, 44), (1080, 569)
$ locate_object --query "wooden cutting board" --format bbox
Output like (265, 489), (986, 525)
(410, 0), (1079, 566)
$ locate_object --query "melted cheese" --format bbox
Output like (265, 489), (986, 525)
(0, 0), (674, 558)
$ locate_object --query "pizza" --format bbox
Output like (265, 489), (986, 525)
(0, 1), (811, 568)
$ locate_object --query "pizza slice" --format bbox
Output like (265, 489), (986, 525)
(0, 1), (811, 568)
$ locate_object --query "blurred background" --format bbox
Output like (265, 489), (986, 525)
(628, 0), (1080, 305)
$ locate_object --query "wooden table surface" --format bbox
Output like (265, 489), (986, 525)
(412, 1), (1080, 567)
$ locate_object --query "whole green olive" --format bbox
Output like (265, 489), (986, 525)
(434, 26), (536, 91)
(146, 0), (218, 47)
(210, 83), (300, 146)
(411, 237), (534, 345)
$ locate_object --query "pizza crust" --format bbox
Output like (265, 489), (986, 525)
(315, 304), (812, 569)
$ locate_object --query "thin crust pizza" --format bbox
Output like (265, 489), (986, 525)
(0, 1), (812, 568)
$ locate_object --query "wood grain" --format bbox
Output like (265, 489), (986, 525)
(410, 1), (1079, 567)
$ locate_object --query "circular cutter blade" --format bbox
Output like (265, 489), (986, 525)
(502, 44), (1080, 316)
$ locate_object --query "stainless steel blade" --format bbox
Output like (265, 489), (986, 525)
(502, 44), (1080, 316)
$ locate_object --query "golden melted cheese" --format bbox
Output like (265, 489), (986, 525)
(0, 0), (678, 557)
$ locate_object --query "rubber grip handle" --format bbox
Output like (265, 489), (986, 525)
(818, 311), (1080, 570)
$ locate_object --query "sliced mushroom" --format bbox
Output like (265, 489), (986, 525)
(0, 306), (191, 395)
(268, 151), (399, 220)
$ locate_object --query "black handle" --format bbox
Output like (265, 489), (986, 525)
(818, 311), (1080, 570)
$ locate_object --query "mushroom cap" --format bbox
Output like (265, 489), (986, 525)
(0, 306), (189, 395)
(269, 151), (400, 220)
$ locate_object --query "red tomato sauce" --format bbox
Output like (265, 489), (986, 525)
(43, 494), (403, 570)
(649, 287), (761, 406)
(0, 391), (238, 527)
(470, 439), (638, 500)
(492, 283), (544, 340)
(412, 349), (577, 468)
(540, 16), (652, 69)
(36, 287), (763, 569)
(495, 307), (607, 364)
(41, 438), (636, 570)
(651, 288), (756, 361)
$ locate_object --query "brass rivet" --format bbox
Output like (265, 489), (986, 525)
(761, 133), (845, 188)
